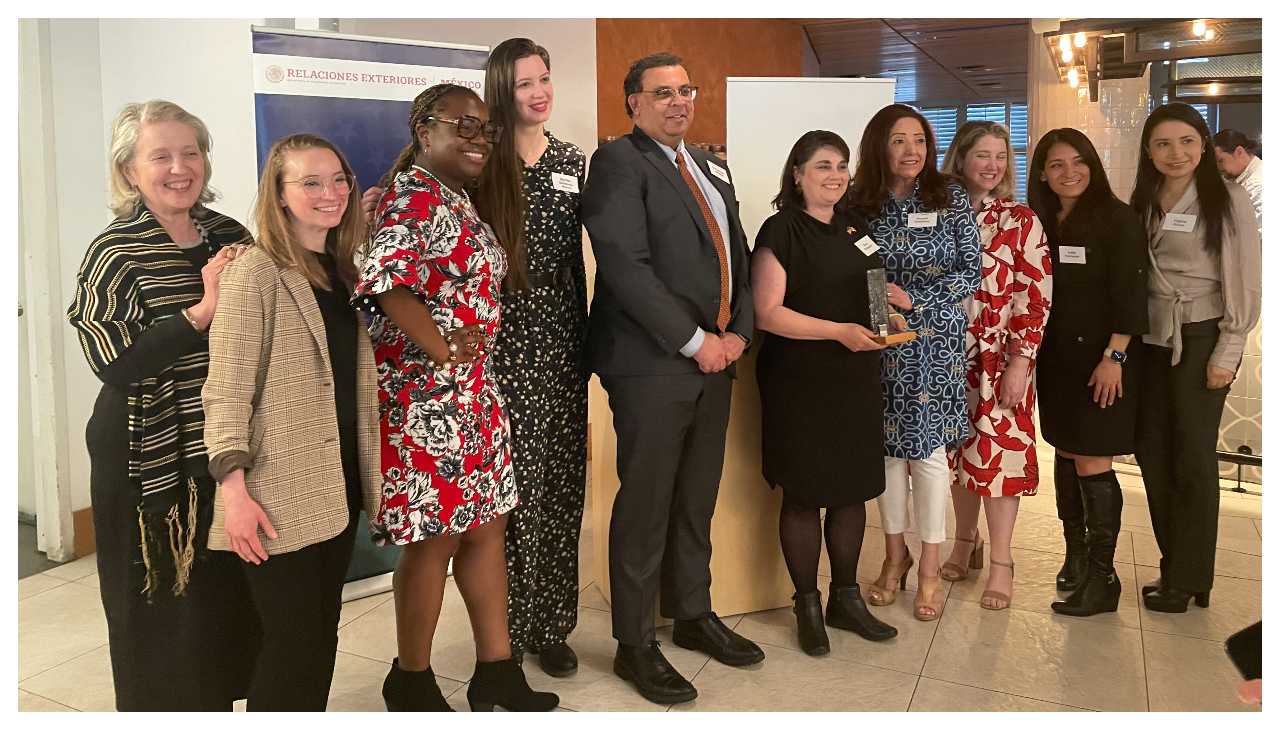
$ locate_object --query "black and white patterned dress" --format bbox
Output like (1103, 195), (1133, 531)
(497, 131), (589, 653)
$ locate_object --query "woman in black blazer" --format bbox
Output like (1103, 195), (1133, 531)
(1027, 128), (1148, 618)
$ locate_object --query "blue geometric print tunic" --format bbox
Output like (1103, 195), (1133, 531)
(867, 180), (981, 460)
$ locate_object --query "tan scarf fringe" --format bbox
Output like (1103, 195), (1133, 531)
(137, 478), (199, 600)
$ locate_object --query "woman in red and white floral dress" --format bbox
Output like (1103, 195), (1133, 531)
(354, 84), (557, 712)
(939, 121), (1052, 610)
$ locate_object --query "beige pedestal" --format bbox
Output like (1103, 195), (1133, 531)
(588, 339), (795, 622)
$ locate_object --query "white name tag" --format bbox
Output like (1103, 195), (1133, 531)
(1162, 213), (1197, 232)
(853, 235), (879, 256)
(706, 162), (731, 184)
(1059, 245), (1087, 264)
(907, 212), (938, 228)
(550, 172), (579, 193)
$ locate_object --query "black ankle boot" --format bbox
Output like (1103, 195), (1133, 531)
(466, 656), (559, 711)
(1054, 456), (1088, 592)
(792, 591), (830, 655)
(1143, 586), (1211, 613)
(382, 658), (453, 712)
(826, 584), (898, 642)
(1051, 472), (1123, 617)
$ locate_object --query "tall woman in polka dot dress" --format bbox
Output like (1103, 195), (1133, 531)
(474, 38), (590, 678)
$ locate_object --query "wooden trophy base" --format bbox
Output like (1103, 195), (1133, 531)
(873, 331), (917, 345)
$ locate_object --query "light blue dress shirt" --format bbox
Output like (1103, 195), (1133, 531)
(655, 140), (733, 357)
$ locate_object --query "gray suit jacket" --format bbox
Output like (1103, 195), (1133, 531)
(582, 126), (754, 377)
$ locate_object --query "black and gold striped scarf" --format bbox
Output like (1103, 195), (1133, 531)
(68, 204), (252, 597)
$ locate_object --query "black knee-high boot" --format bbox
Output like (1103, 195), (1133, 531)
(1051, 471), (1123, 617)
(1054, 455), (1088, 592)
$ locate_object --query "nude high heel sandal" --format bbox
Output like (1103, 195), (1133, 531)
(981, 559), (1015, 611)
(913, 570), (945, 621)
(867, 549), (914, 606)
(941, 531), (984, 582)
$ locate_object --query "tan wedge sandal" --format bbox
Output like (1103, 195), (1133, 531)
(867, 549), (914, 606)
(914, 570), (945, 621)
(940, 531), (984, 582)
(980, 558), (1015, 610)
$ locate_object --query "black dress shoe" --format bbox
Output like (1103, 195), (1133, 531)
(1143, 586), (1211, 613)
(614, 641), (697, 705)
(826, 584), (898, 642)
(672, 613), (766, 667)
(533, 641), (578, 678)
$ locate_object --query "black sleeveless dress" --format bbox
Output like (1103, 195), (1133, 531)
(754, 208), (887, 507)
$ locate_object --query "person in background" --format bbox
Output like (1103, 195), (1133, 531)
(201, 134), (380, 710)
(1026, 128), (1148, 618)
(850, 104), (981, 623)
(1131, 103), (1261, 613)
(752, 130), (898, 656)
(1212, 129), (1262, 226)
(582, 52), (762, 706)
(353, 84), (558, 712)
(67, 99), (253, 711)
(475, 37), (589, 678)
(938, 121), (1052, 611)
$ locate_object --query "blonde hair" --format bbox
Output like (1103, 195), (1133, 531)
(940, 120), (1016, 200)
(253, 134), (366, 290)
(108, 100), (217, 218)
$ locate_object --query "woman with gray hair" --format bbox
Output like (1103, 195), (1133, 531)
(67, 99), (254, 710)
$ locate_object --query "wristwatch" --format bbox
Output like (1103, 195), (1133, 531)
(1103, 348), (1127, 364)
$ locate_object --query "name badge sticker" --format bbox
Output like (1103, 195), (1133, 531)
(1059, 245), (1087, 264)
(550, 172), (579, 194)
(706, 162), (731, 184)
(907, 212), (938, 228)
(853, 235), (880, 256)
(1162, 213), (1197, 233)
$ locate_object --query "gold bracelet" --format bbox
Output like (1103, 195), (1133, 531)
(180, 307), (202, 332)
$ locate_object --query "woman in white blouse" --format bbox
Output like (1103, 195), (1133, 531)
(1129, 103), (1261, 613)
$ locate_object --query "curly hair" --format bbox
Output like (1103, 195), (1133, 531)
(380, 83), (481, 188)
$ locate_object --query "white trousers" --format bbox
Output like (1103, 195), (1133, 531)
(878, 446), (950, 544)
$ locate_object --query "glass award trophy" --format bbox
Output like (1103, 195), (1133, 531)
(867, 268), (915, 345)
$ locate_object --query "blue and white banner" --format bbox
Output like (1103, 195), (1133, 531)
(252, 28), (489, 587)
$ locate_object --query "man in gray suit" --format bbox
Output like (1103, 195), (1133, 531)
(582, 52), (763, 705)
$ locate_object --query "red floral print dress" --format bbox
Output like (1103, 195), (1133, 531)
(353, 166), (518, 544)
(950, 197), (1053, 497)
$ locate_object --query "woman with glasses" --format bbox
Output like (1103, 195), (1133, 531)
(1131, 104), (1260, 613)
(354, 84), (558, 712)
(473, 38), (589, 678)
(201, 134), (378, 710)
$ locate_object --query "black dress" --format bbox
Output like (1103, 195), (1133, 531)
(754, 208), (887, 508)
(1037, 199), (1149, 456)
(495, 131), (590, 653)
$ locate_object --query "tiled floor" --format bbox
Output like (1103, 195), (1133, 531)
(18, 450), (1262, 712)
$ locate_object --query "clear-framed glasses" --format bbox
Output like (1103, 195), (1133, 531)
(637, 85), (698, 104)
(282, 174), (353, 199)
(425, 114), (504, 144)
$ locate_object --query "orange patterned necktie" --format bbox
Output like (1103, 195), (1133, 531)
(675, 152), (732, 332)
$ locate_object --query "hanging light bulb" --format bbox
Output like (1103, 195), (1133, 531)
(1206, 28), (1216, 40)
(1068, 68), (1079, 88)
(1193, 20), (1206, 36)
(1059, 36), (1071, 52)
(1062, 48), (1074, 63)
(1209, 82), (1220, 95)
(1074, 32), (1087, 48)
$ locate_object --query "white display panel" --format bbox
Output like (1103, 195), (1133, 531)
(725, 77), (897, 245)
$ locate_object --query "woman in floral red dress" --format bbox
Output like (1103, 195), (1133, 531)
(939, 121), (1052, 610)
(353, 84), (557, 712)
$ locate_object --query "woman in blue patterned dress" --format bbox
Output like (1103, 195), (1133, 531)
(850, 104), (981, 621)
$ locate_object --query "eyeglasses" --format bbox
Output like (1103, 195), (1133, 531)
(425, 115), (503, 144)
(636, 85), (698, 104)
(282, 174), (353, 199)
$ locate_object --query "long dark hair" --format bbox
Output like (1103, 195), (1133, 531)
(381, 83), (479, 188)
(772, 130), (851, 211)
(850, 104), (952, 218)
(475, 37), (550, 292)
(1027, 128), (1118, 238)
(1131, 102), (1233, 255)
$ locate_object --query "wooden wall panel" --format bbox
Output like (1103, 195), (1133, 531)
(596, 18), (804, 145)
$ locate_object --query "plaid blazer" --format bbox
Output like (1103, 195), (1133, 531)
(202, 246), (381, 555)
